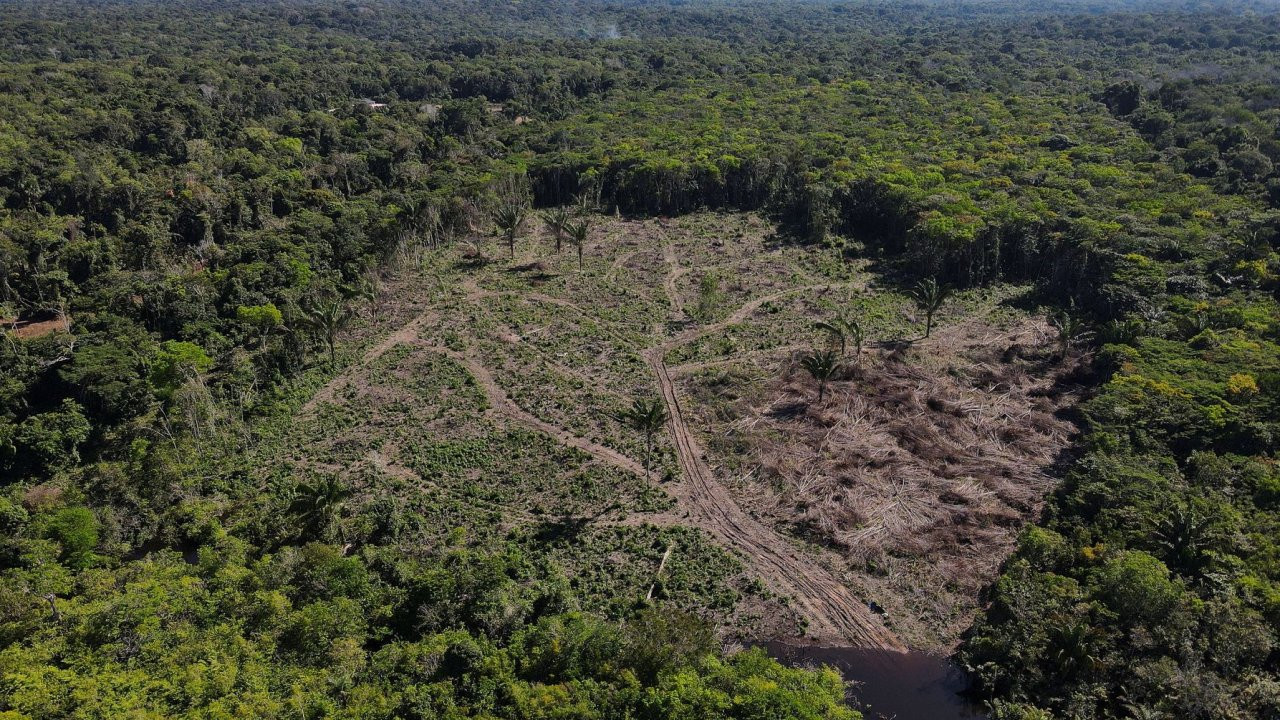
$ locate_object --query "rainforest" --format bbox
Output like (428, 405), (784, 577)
(0, 1), (1278, 718)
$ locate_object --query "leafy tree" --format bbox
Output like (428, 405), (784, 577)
(149, 340), (213, 399)
(621, 606), (717, 684)
(59, 336), (153, 422)
(493, 201), (528, 260)
(289, 476), (354, 543)
(13, 399), (91, 476)
(541, 207), (570, 254)
(236, 304), (284, 349)
(566, 218), (590, 271)
(43, 506), (99, 569)
(1049, 311), (1093, 360)
(303, 299), (352, 366)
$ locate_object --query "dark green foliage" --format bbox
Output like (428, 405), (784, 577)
(615, 397), (668, 475)
(288, 475), (355, 543)
(1, 1), (1279, 717)
(800, 350), (840, 401)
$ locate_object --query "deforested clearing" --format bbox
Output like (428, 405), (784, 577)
(269, 210), (1085, 650)
(684, 311), (1087, 648)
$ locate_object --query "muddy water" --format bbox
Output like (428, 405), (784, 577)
(765, 642), (989, 720)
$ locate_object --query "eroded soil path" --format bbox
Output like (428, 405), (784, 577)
(301, 240), (902, 649)
(432, 343), (652, 479)
(646, 348), (902, 649)
(641, 269), (902, 650)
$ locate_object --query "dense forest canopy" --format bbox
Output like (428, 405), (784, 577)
(0, 0), (1278, 718)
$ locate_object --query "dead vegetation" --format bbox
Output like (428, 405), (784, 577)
(692, 314), (1086, 649)
(288, 210), (1086, 650)
(4, 312), (70, 340)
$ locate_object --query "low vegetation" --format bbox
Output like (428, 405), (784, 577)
(1, 1), (1278, 718)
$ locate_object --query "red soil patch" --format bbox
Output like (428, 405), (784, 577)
(7, 314), (70, 340)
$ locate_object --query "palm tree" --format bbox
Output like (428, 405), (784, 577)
(1154, 503), (1224, 578)
(1049, 311), (1093, 360)
(615, 397), (668, 477)
(1049, 620), (1102, 680)
(566, 218), (590, 271)
(492, 201), (527, 260)
(814, 314), (864, 356)
(910, 277), (950, 339)
(305, 299), (352, 366)
(800, 350), (840, 401)
(289, 475), (354, 542)
(541, 207), (570, 253)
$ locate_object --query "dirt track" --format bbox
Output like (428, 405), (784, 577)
(298, 312), (434, 416)
(300, 238), (903, 650)
(646, 348), (903, 649)
(436, 345), (652, 479)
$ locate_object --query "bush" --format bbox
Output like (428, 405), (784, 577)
(43, 506), (99, 569)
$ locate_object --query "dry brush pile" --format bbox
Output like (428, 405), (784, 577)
(713, 315), (1089, 645)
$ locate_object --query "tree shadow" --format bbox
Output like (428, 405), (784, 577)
(529, 515), (592, 545)
(766, 400), (809, 421)
(505, 261), (559, 283)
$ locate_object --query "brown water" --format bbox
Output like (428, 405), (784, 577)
(765, 642), (989, 720)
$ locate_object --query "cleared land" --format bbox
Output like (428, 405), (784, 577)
(268, 211), (1083, 650)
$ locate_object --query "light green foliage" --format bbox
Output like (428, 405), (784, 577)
(1094, 551), (1182, 622)
(236, 303), (283, 330)
(0, 2), (1278, 718)
(694, 272), (725, 321)
(42, 506), (99, 568)
(149, 340), (213, 399)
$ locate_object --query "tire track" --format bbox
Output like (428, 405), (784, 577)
(425, 344), (652, 479)
(297, 259), (898, 647)
(645, 348), (903, 649)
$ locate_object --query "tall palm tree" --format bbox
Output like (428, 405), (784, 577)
(492, 201), (527, 260)
(567, 218), (590, 271)
(615, 397), (668, 477)
(910, 277), (950, 339)
(289, 475), (354, 542)
(800, 350), (840, 401)
(305, 299), (352, 366)
(814, 314), (864, 356)
(541, 207), (570, 253)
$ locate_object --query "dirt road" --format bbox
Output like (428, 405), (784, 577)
(645, 347), (903, 649)
(301, 257), (901, 649)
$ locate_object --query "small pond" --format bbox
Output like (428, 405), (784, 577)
(764, 642), (989, 720)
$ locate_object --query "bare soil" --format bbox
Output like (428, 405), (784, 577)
(7, 313), (70, 340)
(683, 315), (1085, 649)
(288, 211), (1080, 652)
